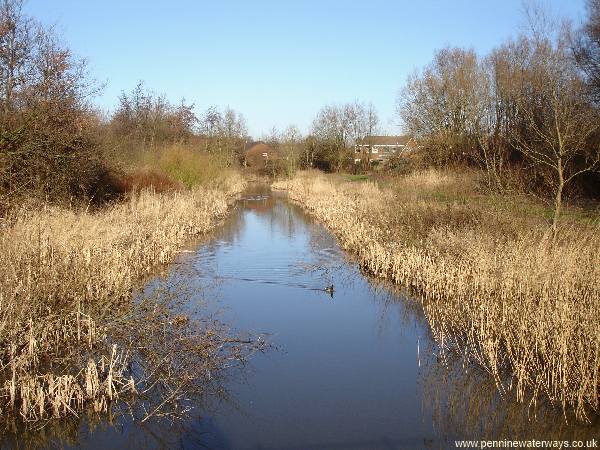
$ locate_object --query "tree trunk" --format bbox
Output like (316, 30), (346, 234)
(4, 33), (16, 115)
(551, 160), (564, 242)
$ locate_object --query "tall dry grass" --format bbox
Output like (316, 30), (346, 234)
(275, 170), (600, 421)
(0, 171), (247, 423)
(114, 143), (235, 190)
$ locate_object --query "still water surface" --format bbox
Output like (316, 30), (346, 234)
(175, 185), (436, 449)
(29, 185), (600, 449)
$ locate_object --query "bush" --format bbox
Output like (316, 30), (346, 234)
(0, 2), (105, 206)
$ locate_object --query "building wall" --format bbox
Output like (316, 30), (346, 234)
(354, 144), (407, 163)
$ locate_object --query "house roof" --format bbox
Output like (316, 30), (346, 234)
(245, 142), (275, 158)
(356, 135), (412, 146)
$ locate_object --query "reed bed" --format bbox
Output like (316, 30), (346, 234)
(0, 172), (248, 423)
(274, 170), (600, 421)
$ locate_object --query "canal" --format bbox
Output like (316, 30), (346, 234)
(19, 184), (598, 449)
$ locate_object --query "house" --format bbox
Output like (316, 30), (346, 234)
(244, 142), (280, 168)
(354, 135), (415, 164)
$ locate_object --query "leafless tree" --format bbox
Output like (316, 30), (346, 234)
(0, 0), (103, 203)
(278, 125), (302, 175)
(199, 106), (247, 166)
(398, 47), (483, 167)
(506, 30), (600, 238)
(201, 105), (221, 137)
(0, 0), (32, 116)
(396, 6), (600, 235)
(111, 82), (197, 147)
(572, 0), (600, 102)
(311, 101), (379, 171)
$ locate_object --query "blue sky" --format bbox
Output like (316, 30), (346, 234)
(25, 1), (585, 137)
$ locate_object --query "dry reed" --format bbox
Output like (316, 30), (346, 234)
(0, 171), (247, 423)
(274, 170), (600, 421)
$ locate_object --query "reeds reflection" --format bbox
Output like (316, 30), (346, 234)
(420, 351), (600, 444)
(0, 262), (267, 450)
(9, 183), (599, 449)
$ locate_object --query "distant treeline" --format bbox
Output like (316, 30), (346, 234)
(259, 100), (381, 176)
(264, 2), (600, 238)
(1, 0), (599, 221)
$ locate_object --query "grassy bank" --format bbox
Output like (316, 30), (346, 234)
(0, 170), (249, 423)
(274, 170), (600, 421)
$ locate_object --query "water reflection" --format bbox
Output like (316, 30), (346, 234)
(421, 353), (600, 444)
(7, 183), (599, 449)
(0, 258), (265, 450)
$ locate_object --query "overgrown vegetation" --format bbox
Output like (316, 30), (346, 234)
(0, 173), (252, 423)
(398, 3), (600, 238)
(100, 83), (249, 199)
(0, 0), (104, 206)
(275, 170), (600, 422)
(0, 0), (250, 209)
(265, 2), (600, 239)
(1, 0), (599, 433)
(0, 0), (254, 429)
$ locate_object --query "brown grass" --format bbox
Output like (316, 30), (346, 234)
(274, 169), (600, 421)
(0, 171), (248, 423)
(119, 168), (184, 193)
(113, 143), (236, 190)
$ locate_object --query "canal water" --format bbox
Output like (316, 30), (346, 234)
(165, 185), (439, 449)
(13, 185), (600, 449)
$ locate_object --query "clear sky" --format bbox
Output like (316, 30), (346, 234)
(25, 0), (586, 138)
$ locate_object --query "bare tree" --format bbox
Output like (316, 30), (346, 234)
(311, 104), (348, 171)
(202, 105), (221, 137)
(398, 47), (483, 167)
(111, 82), (197, 147)
(199, 106), (247, 166)
(311, 101), (379, 171)
(572, 0), (600, 102)
(280, 125), (302, 176)
(222, 107), (247, 140)
(0, 0), (103, 202)
(507, 30), (600, 238)
(0, 0), (32, 116)
(474, 48), (519, 190)
(300, 135), (316, 169)
(395, 3), (600, 235)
